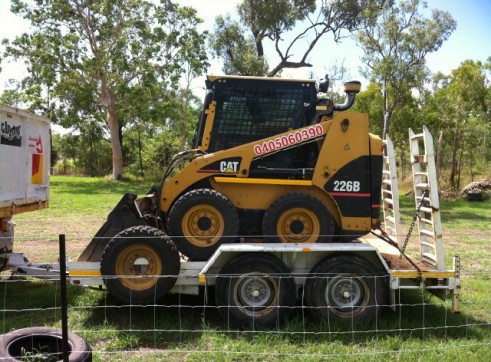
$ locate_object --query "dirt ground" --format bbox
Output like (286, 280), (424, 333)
(13, 213), (106, 262)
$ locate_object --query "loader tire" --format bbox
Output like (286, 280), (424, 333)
(304, 254), (387, 322)
(141, 214), (157, 228)
(262, 193), (334, 243)
(167, 189), (239, 261)
(100, 225), (180, 304)
(0, 327), (91, 362)
(215, 253), (296, 330)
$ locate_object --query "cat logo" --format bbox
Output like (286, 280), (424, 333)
(220, 161), (239, 173)
(197, 157), (241, 174)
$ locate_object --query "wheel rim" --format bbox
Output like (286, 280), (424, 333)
(325, 274), (370, 318)
(182, 204), (225, 247)
(233, 273), (278, 317)
(115, 244), (162, 291)
(276, 207), (320, 243)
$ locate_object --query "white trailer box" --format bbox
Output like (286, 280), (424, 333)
(0, 103), (50, 251)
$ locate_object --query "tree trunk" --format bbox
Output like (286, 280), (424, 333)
(106, 103), (124, 180)
(252, 28), (264, 57)
(457, 146), (464, 191)
(101, 78), (123, 180)
(137, 125), (144, 178)
(436, 129), (444, 184)
(449, 132), (459, 190)
(382, 87), (391, 140)
(382, 110), (392, 140)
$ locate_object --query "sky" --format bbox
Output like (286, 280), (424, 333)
(0, 0), (490, 100)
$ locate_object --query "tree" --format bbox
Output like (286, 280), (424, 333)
(351, 82), (384, 135)
(424, 61), (489, 190)
(211, 0), (389, 77)
(354, 82), (421, 179)
(119, 80), (202, 178)
(357, 0), (456, 139)
(2, 0), (208, 179)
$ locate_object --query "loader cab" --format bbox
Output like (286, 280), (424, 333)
(194, 75), (318, 153)
(194, 75), (322, 174)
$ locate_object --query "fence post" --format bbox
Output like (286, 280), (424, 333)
(59, 234), (69, 362)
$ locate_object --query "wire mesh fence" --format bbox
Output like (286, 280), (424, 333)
(0, 232), (489, 361)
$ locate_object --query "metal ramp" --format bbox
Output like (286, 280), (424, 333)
(409, 126), (444, 271)
(381, 135), (403, 247)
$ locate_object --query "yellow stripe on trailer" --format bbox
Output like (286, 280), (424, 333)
(214, 177), (313, 186)
(69, 270), (102, 277)
(391, 270), (456, 279)
(199, 273), (206, 284)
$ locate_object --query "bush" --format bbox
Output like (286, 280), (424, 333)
(53, 159), (78, 176)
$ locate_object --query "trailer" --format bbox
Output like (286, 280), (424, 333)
(0, 104), (50, 257)
(2, 118), (460, 329)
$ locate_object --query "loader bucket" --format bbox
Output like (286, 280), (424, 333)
(77, 192), (145, 262)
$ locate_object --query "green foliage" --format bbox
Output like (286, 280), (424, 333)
(52, 126), (112, 177)
(422, 60), (490, 190)
(49, 84), (202, 179)
(357, 0), (457, 138)
(211, 15), (269, 76)
(351, 82), (384, 135)
(353, 58), (490, 191)
(123, 125), (182, 180)
(211, 0), (388, 76)
(117, 81), (203, 178)
(2, 0), (209, 179)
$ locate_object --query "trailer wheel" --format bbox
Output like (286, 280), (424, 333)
(304, 254), (387, 322)
(215, 253), (296, 329)
(263, 193), (334, 243)
(0, 327), (91, 362)
(100, 225), (180, 304)
(167, 189), (239, 261)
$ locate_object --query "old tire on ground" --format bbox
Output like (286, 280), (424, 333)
(167, 189), (239, 261)
(215, 253), (296, 329)
(100, 225), (180, 304)
(262, 193), (334, 243)
(0, 327), (91, 362)
(304, 254), (387, 322)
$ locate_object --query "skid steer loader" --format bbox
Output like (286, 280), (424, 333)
(78, 75), (383, 304)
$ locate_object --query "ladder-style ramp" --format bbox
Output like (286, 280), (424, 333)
(381, 135), (403, 247)
(409, 126), (445, 271)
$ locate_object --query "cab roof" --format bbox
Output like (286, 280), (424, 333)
(206, 74), (316, 84)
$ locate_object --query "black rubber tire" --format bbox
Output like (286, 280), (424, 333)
(167, 189), (239, 261)
(141, 213), (158, 228)
(100, 225), (180, 304)
(0, 327), (91, 362)
(304, 254), (387, 322)
(215, 253), (296, 330)
(262, 192), (334, 243)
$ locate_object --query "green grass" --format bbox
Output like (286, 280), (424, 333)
(12, 176), (151, 261)
(41, 175), (150, 218)
(2, 176), (490, 361)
